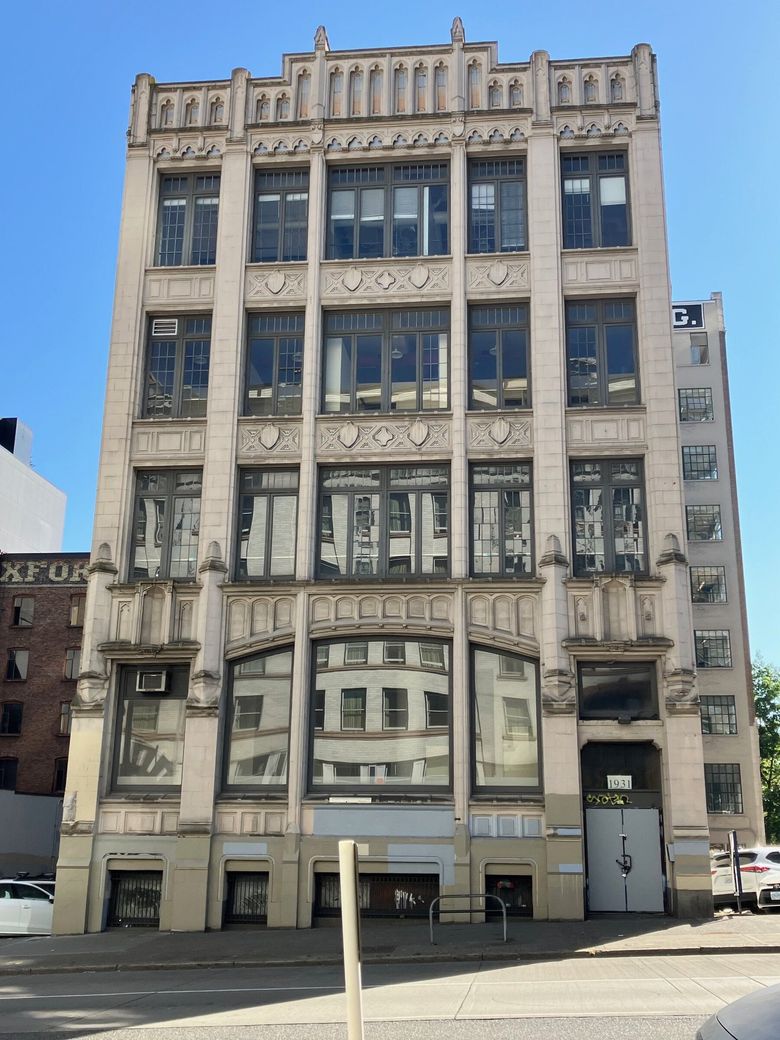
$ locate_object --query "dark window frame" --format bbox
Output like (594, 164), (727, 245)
(142, 315), (212, 419)
(235, 468), (299, 581)
(561, 150), (631, 249)
(570, 458), (647, 576)
(468, 159), (527, 254)
(69, 594), (86, 627)
(155, 172), (221, 267)
(322, 308), (450, 415)
(470, 462), (534, 577)
(468, 304), (530, 410)
(577, 661), (658, 721)
(704, 762), (743, 814)
(695, 630), (732, 668)
(326, 162), (450, 261)
(0, 757), (18, 791)
(565, 298), (639, 407)
(686, 504), (723, 541)
(130, 469), (202, 581)
(679, 387), (714, 422)
(317, 465), (450, 580)
(683, 445), (718, 481)
(64, 649), (81, 681)
(11, 596), (34, 627)
(112, 665), (189, 794)
(5, 649), (29, 682)
(690, 566), (728, 604)
(0, 702), (23, 735)
(700, 695), (738, 736)
(251, 168), (309, 263)
(244, 312), (304, 417)
(53, 757), (68, 794)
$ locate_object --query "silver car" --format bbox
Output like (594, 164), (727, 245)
(697, 982), (780, 1039)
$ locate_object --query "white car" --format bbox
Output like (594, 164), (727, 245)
(711, 847), (780, 911)
(0, 879), (55, 935)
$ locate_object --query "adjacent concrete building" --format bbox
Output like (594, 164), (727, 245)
(0, 419), (67, 554)
(673, 294), (762, 851)
(55, 22), (761, 934)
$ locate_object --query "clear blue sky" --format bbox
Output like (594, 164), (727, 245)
(1, 1), (777, 662)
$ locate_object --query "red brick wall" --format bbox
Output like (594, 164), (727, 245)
(0, 555), (88, 796)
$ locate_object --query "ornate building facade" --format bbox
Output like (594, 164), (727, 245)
(54, 21), (761, 932)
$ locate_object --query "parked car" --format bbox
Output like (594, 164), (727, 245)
(0, 879), (54, 935)
(711, 847), (780, 910)
(697, 981), (780, 1039)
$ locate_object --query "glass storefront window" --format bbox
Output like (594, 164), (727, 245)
(114, 666), (188, 789)
(472, 647), (540, 791)
(225, 648), (293, 788)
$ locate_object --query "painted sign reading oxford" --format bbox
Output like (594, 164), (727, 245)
(672, 304), (704, 329)
(0, 557), (88, 585)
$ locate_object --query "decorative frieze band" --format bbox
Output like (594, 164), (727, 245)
(561, 249), (638, 289)
(226, 594), (297, 650)
(132, 423), (206, 459)
(467, 415), (532, 451)
(317, 416), (450, 456)
(238, 422), (301, 457)
(467, 592), (539, 646)
(310, 591), (453, 632)
(145, 271), (215, 304)
(566, 410), (645, 449)
(246, 266), (307, 301)
(321, 260), (450, 301)
(466, 257), (529, 294)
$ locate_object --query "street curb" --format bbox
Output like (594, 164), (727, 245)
(2, 944), (779, 977)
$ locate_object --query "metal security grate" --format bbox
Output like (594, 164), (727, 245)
(107, 871), (162, 928)
(225, 873), (269, 924)
(314, 872), (438, 918)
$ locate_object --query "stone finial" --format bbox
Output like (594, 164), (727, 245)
(88, 540), (117, 575)
(539, 533), (568, 568)
(315, 25), (330, 51)
(129, 73), (154, 147)
(96, 542), (112, 562)
(632, 43), (655, 117)
(199, 540), (228, 574)
(657, 532), (686, 567)
(450, 16), (465, 43)
(531, 50), (551, 123)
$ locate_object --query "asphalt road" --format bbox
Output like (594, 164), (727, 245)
(2, 952), (779, 1038)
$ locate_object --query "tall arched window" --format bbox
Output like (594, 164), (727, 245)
(488, 82), (502, 108)
(584, 76), (598, 103)
(415, 66), (427, 112)
(256, 95), (270, 122)
(435, 65), (447, 112)
(610, 75), (624, 102)
(160, 100), (173, 127)
(330, 70), (344, 117)
(369, 68), (383, 115)
(297, 71), (311, 119)
(509, 80), (523, 108)
(349, 69), (363, 116)
(394, 66), (407, 114)
(276, 94), (290, 120)
(468, 63), (481, 109)
(558, 78), (571, 104)
(184, 98), (199, 125)
(209, 97), (224, 124)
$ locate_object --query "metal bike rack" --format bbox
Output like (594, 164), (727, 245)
(428, 892), (507, 945)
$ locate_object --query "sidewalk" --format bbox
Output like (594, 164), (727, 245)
(1, 911), (779, 976)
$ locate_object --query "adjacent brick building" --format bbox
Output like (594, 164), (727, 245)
(0, 554), (88, 795)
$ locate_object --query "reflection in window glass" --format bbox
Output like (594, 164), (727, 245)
(473, 647), (539, 790)
(225, 649), (292, 787)
(311, 638), (450, 789)
(115, 667), (188, 789)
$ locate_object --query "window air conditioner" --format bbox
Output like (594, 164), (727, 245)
(136, 670), (169, 693)
(151, 318), (178, 337)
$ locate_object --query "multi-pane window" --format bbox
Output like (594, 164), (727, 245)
(327, 164), (449, 259)
(0, 703), (22, 735)
(690, 566), (727, 604)
(59, 701), (72, 736)
(311, 637), (450, 791)
(566, 299), (638, 406)
(683, 445), (718, 480)
(131, 470), (202, 580)
(11, 597), (34, 627)
(156, 174), (220, 266)
(143, 316), (211, 419)
(69, 594), (86, 627)
(469, 160), (527, 253)
(679, 388), (714, 422)
(578, 662), (658, 720)
(225, 648), (292, 788)
(469, 305), (529, 409)
(318, 465), (449, 579)
(689, 332), (709, 365)
(704, 763), (743, 813)
(5, 650), (29, 681)
(245, 313), (304, 416)
(562, 152), (630, 248)
(252, 170), (309, 262)
(695, 630), (732, 668)
(701, 696), (738, 736)
(0, 758), (17, 791)
(237, 469), (298, 579)
(64, 649), (80, 681)
(686, 505), (723, 541)
(114, 666), (188, 790)
(473, 647), (540, 792)
(571, 460), (646, 575)
(471, 464), (533, 577)
(323, 310), (448, 413)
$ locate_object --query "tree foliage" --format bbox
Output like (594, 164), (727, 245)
(753, 658), (780, 843)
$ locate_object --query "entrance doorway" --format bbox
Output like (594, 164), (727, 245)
(585, 807), (664, 912)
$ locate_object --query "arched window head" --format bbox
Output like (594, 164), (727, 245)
(558, 78), (571, 105)
(160, 100), (173, 127)
(415, 66), (427, 113)
(435, 65), (448, 112)
(297, 71), (311, 119)
(394, 66), (407, 114)
(369, 68), (383, 115)
(256, 95), (270, 122)
(584, 77), (598, 103)
(276, 94), (290, 120)
(468, 63), (481, 109)
(509, 80), (523, 108)
(349, 68), (363, 117)
(610, 75), (624, 103)
(209, 97), (224, 124)
(488, 82), (502, 108)
(330, 69), (344, 117)
(184, 98), (199, 125)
